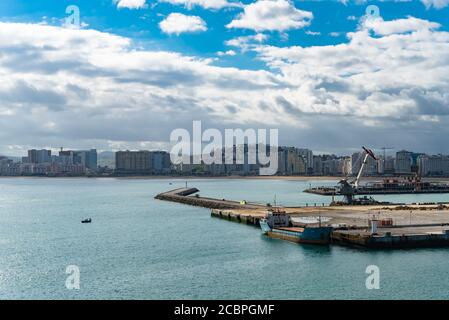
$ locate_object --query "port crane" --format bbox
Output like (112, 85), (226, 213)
(338, 146), (378, 204)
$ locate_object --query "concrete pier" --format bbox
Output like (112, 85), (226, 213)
(332, 225), (449, 249)
(155, 188), (266, 210)
(210, 209), (263, 226)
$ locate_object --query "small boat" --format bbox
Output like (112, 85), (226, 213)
(260, 209), (333, 245)
(81, 218), (92, 224)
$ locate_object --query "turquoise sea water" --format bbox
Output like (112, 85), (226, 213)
(1, 177), (449, 300)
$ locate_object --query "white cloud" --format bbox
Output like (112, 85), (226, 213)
(159, 13), (207, 35)
(419, 0), (449, 9)
(226, 33), (268, 52)
(226, 0), (313, 32)
(426, 0), (449, 7)
(217, 50), (237, 56)
(159, 0), (241, 10)
(362, 16), (440, 35)
(305, 31), (321, 36)
(329, 32), (341, 37)
(339, 0), (449, 9)
(115, 0), (147, 9)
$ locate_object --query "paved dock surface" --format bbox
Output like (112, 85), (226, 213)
(333, 225), (449, 248)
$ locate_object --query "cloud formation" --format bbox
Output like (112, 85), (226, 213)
(421, 0), (449, 8)
(0, 13), (448, 154)
(253, 16), (449, 122)
(340, 0), (449, 9)
(159, 0), (240, 10)
(159, 13), (208, 35)
(0, 22), (283, 152)
(225, 33), (269, 52)
(362, 16), (440, 35)
(226, 0), (313, 32)
(115, 0), (147, 9)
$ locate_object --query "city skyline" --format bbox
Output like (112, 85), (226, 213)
(1, 1), (449, 156)
(1, 144), (444, 159)
(3, 145), (449, 177)
(3, 139), (449, 159)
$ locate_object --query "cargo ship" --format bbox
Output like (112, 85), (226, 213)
(259, 209), (333, 245)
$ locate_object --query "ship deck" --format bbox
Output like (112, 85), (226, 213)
(277, 227), (305, 232)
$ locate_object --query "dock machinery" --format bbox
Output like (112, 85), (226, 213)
(337, 146), (378, 204)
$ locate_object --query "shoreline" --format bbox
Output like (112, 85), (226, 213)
(0, 175), (341, 181)
(2, 175), (449, 182)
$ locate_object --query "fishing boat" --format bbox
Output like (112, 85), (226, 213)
(259, 209), (333, 245)
(81, 218), (92, 224)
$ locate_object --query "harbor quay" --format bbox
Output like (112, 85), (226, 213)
(156, 187), (449, 249)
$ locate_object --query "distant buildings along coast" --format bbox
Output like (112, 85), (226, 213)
(1, 147), (449, 177)
(0, 149), (97, 176)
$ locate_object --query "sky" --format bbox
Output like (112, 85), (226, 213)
(0, 0), (448, 156)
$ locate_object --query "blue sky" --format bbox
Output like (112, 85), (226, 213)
(0, 1), (449, 155)
(1, 1), (448, 60)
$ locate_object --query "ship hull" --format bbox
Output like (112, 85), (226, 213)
(266, 230), (331, 245)
(260, 220), (333, 245)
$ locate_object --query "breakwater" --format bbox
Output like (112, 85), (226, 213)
(155, 187), (265, 210)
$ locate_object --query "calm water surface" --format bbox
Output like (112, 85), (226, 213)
(1, 177), (449, 299)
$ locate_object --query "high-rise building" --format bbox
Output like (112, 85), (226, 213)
(223, 144), (261, 176)
(315, 155), (347, 176)
(395, 150), (412, 174)
(384, 156), (395, 174)
(312, 155), (323, 175)
(27, 149), (51, 164)
(58, 150), (76, 165)
(322, 158), (338, 175)
(351, 152), (362, 175)
(277, 147), (306, 175)
(115, 151), (152, 174)
(418, 155), (449, 176)
(351, 151), (377, 176)
(76, 149), (97, 170)
(151, 151), (171, 173)
(298, 148), (313, 174)
(277, 147), (288, 175)
(411, 152), (425, 173)
(286, 148), (306, 175)
(340, 157), (352, 176)
(58, 149), (97, 170)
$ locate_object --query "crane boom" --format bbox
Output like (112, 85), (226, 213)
(355, 153), (369, 188)
(354, 147), (377, 188)
(337, 146), (378, 204)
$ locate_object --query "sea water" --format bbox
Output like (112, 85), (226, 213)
(1, 177), (449, 300)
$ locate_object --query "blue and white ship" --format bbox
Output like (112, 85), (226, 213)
(260, 209), (333, 245)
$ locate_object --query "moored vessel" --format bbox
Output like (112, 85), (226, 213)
(260, 209), (333, 245)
